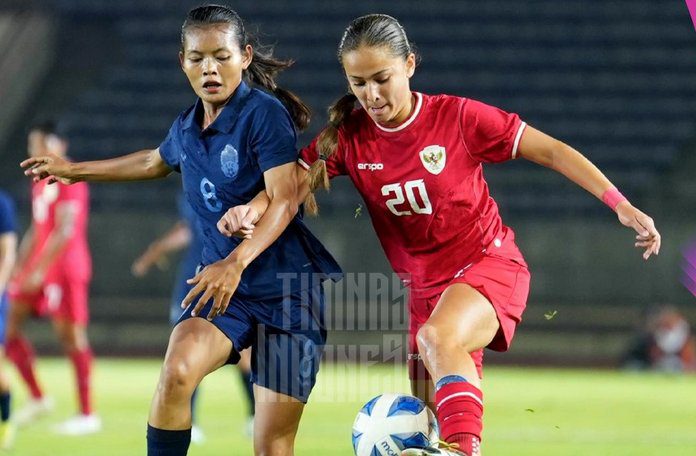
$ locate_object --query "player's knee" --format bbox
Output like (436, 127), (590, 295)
(159, 358), (196, 398)
(416, 323), (445, 356)
(254, 439), (292, 456)
(417, 323), (476, 356)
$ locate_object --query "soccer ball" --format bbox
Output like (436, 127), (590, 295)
(352, 393), (438, 456)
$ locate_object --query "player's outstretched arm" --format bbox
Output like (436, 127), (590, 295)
(217, 163), (311, 238)
(13, 226), (35, 274)
(20, 148), (173, 184)
(184, 162), (303, 320)
(131, 221), (192, 277)
(517, 126), (660, 260)
(21, 201), (77, 292)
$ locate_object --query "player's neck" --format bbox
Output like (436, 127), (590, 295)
(381, 92), (416, 128)
(201, 96), (232, 130)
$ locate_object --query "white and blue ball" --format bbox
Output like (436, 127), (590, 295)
(352, 393), (438, 456)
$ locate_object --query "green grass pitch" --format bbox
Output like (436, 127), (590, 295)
(9, 358), (696, 455)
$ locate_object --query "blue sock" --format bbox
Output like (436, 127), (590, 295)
(435, 375), (468, 391)
(147, 424), (191, 456)
(0, 392), (10, 422)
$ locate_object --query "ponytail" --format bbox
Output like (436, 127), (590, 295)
(305, 93), (357, 215)
(245, 45), (311, 131)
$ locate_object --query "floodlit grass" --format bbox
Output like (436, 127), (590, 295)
(9, 358), (696, 455)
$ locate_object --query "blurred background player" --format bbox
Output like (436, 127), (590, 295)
(0, 188), (18, 449)
(622, 305), (696, 373)
(131, 193), (256, 442)
(6, 122), (99, 435)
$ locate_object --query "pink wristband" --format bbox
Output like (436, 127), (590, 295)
(601, 187), (628, 210)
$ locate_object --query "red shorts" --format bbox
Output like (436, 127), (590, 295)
(407, 240), (530, 381)
(7, 277), (90, 325)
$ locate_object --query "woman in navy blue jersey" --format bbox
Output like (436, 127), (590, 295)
(22, 5), (340, 455)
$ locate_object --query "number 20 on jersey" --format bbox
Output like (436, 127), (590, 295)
(381, 179), (432, 216)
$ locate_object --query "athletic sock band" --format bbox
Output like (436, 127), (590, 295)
(601, 187), (628, 211)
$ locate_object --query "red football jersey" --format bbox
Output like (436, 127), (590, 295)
(29, 180), (91, 281)
(299, 92), (527, 295)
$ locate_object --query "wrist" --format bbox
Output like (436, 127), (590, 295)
(601, 187), (628, 211)
(68, 162), (84, 181)
(223, 254), (248, 270)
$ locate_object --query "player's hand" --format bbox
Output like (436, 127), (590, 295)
(217, 205), (257, 239)
(20, 153), (77, 185)
(130, 258), (151, 278)
(616, 201), (661, 260)
(131, 251), (168, 277)
(181, 258), (243, 320)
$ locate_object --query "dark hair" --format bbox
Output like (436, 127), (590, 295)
(181, 4), (310, 131)
(305, 14), (417, 214)
(28, 120), (68, 140)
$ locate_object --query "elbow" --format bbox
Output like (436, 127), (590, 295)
(273, 197), (299, 222)
(534, 140), (568, 170)
(284, 199), (300, 221)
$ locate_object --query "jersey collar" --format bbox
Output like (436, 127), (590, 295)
(371, 92), (423, 133)
(183, 81), (252, 135)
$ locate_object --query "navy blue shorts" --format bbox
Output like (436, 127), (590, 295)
(177, 285), (326, 403)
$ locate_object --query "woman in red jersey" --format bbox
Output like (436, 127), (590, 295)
(219, 14), (661, 456)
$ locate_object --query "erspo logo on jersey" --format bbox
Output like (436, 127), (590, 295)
(357, 163), (384, 171)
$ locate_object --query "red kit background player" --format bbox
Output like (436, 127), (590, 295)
(7, 122), (100, 435)
(219, 14), (661, 456)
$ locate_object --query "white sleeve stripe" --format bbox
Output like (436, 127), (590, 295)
(511, 121), (527, 159)
(297, 158), (310, 170)
(436, 391), (484, 409)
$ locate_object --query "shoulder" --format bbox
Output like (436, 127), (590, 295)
(169, 104), (197, 132)
(419, 92), (505, 118)
(420, 92), (465, 111)
(339, 107), (370, 137)
(246, 88), (290, 118)
(458, 96), (509, 117)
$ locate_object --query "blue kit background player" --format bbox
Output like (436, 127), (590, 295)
(0, 189), (18, 449)
(131, 194), (256, 443)
(21, 5), (342, 455)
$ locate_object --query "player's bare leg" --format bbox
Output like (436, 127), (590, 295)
(412, 283), (500, 456)
(253, 384), (304, 456)
(238, 348), (255, 436)
(51, 319), (100, 435)
(149, 317), (232, 428)
(5, 300), (53, 425)
(410, 378), (436, 412)
(147, 317), (232, 454)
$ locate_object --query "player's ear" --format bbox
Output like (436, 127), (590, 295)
(241, 44), (253, 70)
(405, 53), (416, 78)
(179, 51), (185, 70)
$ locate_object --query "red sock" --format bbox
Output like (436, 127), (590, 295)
(434, 381), (483, 456)
(69, 348), (93, 415)
(6, 336), (43, 399)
